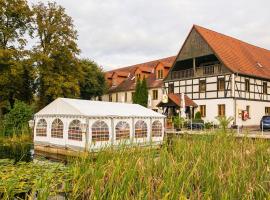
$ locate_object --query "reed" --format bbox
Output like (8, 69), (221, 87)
(1, 133), (270, 199)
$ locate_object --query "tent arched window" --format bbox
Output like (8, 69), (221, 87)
(135, 120), (147, 138)
(68, 120), (82, 141)
(36, 119), (47, 137)
(152, 120), (162, 137)
(92, 120), (109, 142)
(51, 119), (64, 138)
(115, 121), (130, 140)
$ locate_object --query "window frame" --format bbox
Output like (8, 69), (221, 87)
(68, 120), (83, 141)
(115, 121), (130, 140)
(218, 104), (226, 117)
(152, 120), (162, 137)
(217, 78), (225, 91)
(245, 79), (250, 92)
(199, 80), (206, 92)
(91, 120), (110, 142)
(36, 119), (47, 137)
(199, 105), (206, 118)
(265, 107), (270, 115)
(152, 90), (158, 100)
(263, 82), (268, 94)
(51, 118), (64, 139)
(135, 120), (147, 138)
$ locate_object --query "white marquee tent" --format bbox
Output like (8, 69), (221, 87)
(34, 98), (165, 152)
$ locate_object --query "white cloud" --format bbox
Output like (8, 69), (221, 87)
(28, 0), (270, 70)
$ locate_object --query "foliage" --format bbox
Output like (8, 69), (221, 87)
(132, 78), (148, 107)
(79, 59), (106, 100)
(204, 121), (214, 129)
(32, 2), (82, 109)
(215, 116), (234, 133)
(3, 101), (33, 136)
(195, 111), (202, 120)
(1, 134), (270, 199)
(172, 116), (185, 129)
(0, 0), (33, 115)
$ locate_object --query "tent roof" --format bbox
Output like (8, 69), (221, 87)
(35, 98), (165, 118)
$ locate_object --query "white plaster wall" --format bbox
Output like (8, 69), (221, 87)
(235, 100), (270, 126)
(194, 98), (235, 124)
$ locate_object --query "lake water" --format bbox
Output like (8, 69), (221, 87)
(0, 143), (34, 163)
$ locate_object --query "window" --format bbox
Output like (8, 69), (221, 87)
(109, 94), (112, 102)
(116, 93), (118, 102)
(245, 79), (250, 92)
(199, 105), (206, 117)
(199, 80), (206, 92)
(115, 121), (130, 140)
(246, 105), (250, 117)
(168, 83), (174, 94)
(92, 120), (109, 142)
(68, 120), (82, 141)
(157, 70), (164, 79)
(152, 120), (162, 137)
(51, 119), (64, 138)
(217, 78), (225, 91)
(36, 119), (47, 137)
(125, 92), (128, 102)
(218, 104), (226, 117)
(152, 90), (158, 100)
(266, 107), (270, 115)
(135, 120), (147, 138)
(263, 82), (268, 94)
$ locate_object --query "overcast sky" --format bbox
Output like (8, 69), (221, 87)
(29, 0), (270, 71)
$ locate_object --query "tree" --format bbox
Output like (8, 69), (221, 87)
(79, 59), (106, 100)
(32, 2), (82, 108)
(132, 79), (141, 104)
(132, 78), (148, 107)
(140, 77), (148, 107)
(3, 100), (33, 136)
(0, 0), (33, 115)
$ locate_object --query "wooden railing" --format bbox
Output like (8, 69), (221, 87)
(172, 64), (223, 79)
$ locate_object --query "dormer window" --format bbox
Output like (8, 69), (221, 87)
(136, 74), (141, 81)
(157, 69), (164, 79)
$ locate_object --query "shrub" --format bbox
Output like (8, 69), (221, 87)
(195, 111), (202, 120)
(173, 116), (185, 129)
(3, 101), (33, 136)
(215, 116), (234, 133)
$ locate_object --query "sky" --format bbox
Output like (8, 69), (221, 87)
(28, 0), (270, 71)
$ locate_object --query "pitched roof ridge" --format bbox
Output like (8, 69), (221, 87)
(106, 55), (176, 73)
(194, 25), (270, 53)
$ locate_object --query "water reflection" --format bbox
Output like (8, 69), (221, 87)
(0, 143), (33, 163)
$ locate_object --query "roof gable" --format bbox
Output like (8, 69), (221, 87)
(194, 25), (270, 79)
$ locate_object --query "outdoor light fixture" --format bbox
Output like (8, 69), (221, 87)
(28, 120), (35, 129)
(80, 122), (88, 133)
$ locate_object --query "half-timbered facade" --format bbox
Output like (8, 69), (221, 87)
(164, 25), (270, 126)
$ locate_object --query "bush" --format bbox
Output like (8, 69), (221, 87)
(204, 121), (214, 129)
(215, 116), (234, 133)
(172, 116), (185, 129)
(3, 101), (33, 136)
(195, 111), (202, 120)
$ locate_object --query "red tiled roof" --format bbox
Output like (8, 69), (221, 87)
(168, 93), (197, 107)
(194, 25), (270, 79)
(106, 56), (176, 92)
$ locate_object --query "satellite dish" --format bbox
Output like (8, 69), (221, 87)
(162, 94), (168, 103)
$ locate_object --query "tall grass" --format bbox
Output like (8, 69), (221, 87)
(1, 133), (270, 199)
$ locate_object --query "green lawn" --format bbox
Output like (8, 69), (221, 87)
(1, 133), (270, 199)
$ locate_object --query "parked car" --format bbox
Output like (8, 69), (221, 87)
(260, 116), (270, 130)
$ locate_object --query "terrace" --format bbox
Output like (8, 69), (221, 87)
(170, 54), (227, 79)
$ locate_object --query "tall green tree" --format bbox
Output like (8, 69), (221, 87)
(140, 77), (148, 107)
(79, 59), (106, 100)
(0, 0), (33, 115)
(132, 78), (148, 107)
(32, 2), (81, 108)
(132, 79), (141, 104)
